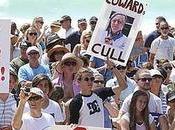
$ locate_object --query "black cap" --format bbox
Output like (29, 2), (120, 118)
(78, 18), (87, 24)
(20, 41), (31, 48)
(60, 15), (71, 23)
(89, 16), (98, 22)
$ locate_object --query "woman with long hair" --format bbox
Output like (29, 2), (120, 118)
(32, 74), (64, 125)
(120, 90), (156, 130)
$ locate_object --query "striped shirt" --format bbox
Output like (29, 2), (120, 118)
(0, 94), (17, 127)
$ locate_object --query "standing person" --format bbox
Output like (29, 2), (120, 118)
(119, 90), (156, 130)
(58, 15), (75, 39)
(105, 13), (127, 50)
(65, 18), (87, 52)
(10, 41), (31, 74)
(18, 46), (51, 87)
(149, 20), (175, 66)
(144, 16), (173, 56)
(12, 88), (55, 130)
(119, 69), (169, 130)
(68, 59), (127, 127)
(0, 70), (18, 130)
(89, 16), (98, 32)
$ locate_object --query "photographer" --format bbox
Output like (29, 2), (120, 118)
(12, 87), (55, 130)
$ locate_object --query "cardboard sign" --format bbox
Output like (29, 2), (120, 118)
(0, 20), (11, 93)
(86, 0), (148, 66)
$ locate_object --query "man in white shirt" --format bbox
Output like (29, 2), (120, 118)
(12, 88), (55, 130)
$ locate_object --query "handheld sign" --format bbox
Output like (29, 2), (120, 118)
(86, 0), (148, 66)
(0, 20), (11, 93)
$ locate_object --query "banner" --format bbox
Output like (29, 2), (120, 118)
(0, 20), (11, 93)
(46, 125), (111, 130)
(86, 0), (148, 66)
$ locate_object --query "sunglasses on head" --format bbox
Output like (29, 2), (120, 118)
(29, 32), (37, 36)
(116, 65), (126, 70)
(82, 77), (95, 82)
(28, 96), (42, 101)
(94, 80), (104, 84)
(64, 61), (77, 66)
(139, 78), (152, 82)
(164, 66), (172, 70)
(160, 27), (169, 30)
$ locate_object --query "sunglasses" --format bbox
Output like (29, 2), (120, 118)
(90, 21), (96, 25)
(160, 27), (169, 30)
(82, 77), (95, 82)
(29, 32), (37, 36)
(37, 21), (44, 24)
(116, 66), (126, 70)
(164, 66), (172, 70)
(28, 52), (39, 55)
(64, 61), (77, 66)
(28, 96), (42, 101)
(139, 78), (152, 82)
(94, 80), (104, 84)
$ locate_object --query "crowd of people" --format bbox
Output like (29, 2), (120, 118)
(1, 14), (175, 130)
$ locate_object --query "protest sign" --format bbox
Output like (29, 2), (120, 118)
(86, 0), (148, 66)
(0, 20), (11, 93)
(46, 125), (111, 130)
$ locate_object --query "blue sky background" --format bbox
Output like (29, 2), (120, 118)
(0, 0), (175, 34)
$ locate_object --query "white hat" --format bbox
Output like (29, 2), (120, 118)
(30, 87), (44, 97)
(26, 46), (40, 55)
(149, 69), (163, 78)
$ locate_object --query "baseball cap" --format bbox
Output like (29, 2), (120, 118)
(30, 87), (44, 97)
(26, 46), (40, 55)
(50, 20), (61, 28)
(60, 15), (71, 23)
(89, 16), (98, 22)
(78, 18), (87, 24)
(149, 69), (164, 78)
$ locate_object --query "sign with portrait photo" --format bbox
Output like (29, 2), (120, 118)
(0, 19), (11, 93)
(86, 0), (148, 66)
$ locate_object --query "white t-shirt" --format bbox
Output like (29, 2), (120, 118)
(20, 112), (55, 130)
(24, 99), (64, 123)
(120, 92), (163, 115)
(150, 36), (175, 63)
(121, 112), (154, 130)
(42, 99), (64, 123)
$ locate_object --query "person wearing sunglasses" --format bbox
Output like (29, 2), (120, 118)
(68, 59), (127, 128)
(149, 20), (175, 67)
(119, 69), (169, 130)
(18, 46), (51, 88)
(52, 53), (83, 102)
(12, 88), (55, 130)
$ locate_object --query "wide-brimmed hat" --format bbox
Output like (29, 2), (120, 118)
(50, 21), (61, 28)
(56, 53), (83, 73)
(47, 45), (69, 59)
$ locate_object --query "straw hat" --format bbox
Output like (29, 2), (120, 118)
(56, 53), (83, 73)
(47, 45), (69, 59)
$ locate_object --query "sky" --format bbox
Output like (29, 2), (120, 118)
(0, 0), (175, 35)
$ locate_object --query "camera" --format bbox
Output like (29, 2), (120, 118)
(21, 87), (30, 96)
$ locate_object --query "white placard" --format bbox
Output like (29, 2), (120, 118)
(0, 19), (11, 93)
(86, 0), (148, 66)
